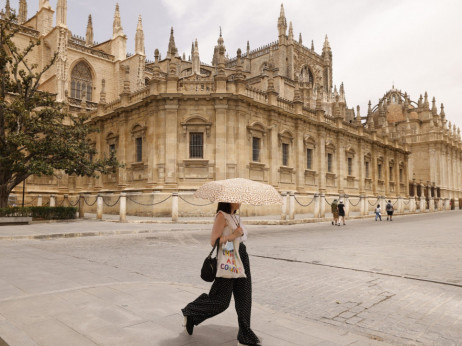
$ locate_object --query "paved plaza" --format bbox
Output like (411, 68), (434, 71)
(0, 212), (461, 345)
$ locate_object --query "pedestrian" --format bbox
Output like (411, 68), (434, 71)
(338, 200), (346, 225)
(386, 200), (394, 221)
(181, 202), (261, 346)
(331, 199), (339, 225)
(375, 204), (382, 221)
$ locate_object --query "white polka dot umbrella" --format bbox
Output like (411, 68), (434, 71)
(193, 178), (282, 205)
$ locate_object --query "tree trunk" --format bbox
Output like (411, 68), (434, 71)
(0, 184), (11, 208)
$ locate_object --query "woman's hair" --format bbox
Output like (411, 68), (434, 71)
(216, 202), (236, 214)
(377, 204), (380, 208)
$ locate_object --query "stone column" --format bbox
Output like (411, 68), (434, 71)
(50, 195), (56, 207)
(269, 114), (279, 187)
(215, 101), (228, 180)
(37, 195), (43, 207)
(289, 192), (295, 220)
(344, 195), (350, 217)
(165, 101), (179, 185)
(97, 194), (103, 220)
(79, 194), (85, 219)
(171, 192), (179, 222)
(320, 192), (326, 218)
(360, 195), (366, 216)
(63, 194), (69, 207)
(280, 192), (287, 220)
(314, 193), (320, 218)
(398, 196), (403, 214)
(117, 116), (128, 188)
(119, 193), (127, 223)
(420, 194), (426, 212)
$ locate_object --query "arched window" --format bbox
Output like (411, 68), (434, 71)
(71, 61), (93, 101)
(300, 66), (313, 85)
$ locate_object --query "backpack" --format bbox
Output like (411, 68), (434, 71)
(331, 202), (338, 213)
(386, 203), (393, 211)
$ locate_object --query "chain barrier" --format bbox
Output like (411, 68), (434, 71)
(348, 198), (361, 207)
(294, 195), (315, 208)
(58, 199), (65, 207)
(178, 195), (213, 207)
(368, 198), (380, 206)
(402, 199), (411, 205)
(84, 196), (97, 207)
(127, 196), (157, 206)
(102, 196), (121, 208)
(324, 197), (332, 206)
(24, 196), (38, 206)
(68, 197), (80, 207)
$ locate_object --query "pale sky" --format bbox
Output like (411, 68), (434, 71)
(6, 0), (462, 130)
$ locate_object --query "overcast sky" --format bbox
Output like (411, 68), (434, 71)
(7, 0), (462, 130)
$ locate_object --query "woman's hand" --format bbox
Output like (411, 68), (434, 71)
(234, 226), (244, 237)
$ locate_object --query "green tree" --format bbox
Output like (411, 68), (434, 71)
(0, 15), (118, 208)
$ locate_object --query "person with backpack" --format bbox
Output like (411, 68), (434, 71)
(386, 200), (394, 221)
(337, 200), (346, 226)
(375, 204), (382, 221)
(331, 199), (339, 225)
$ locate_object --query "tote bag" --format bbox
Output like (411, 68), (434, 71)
(216, 238), (247, 279)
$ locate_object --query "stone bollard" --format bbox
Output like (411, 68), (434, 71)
(289, 192), (295, 220)
(63, 194), (69, 207)
(320, 193), (326, 218)
(151, 192), (157, 217)
(97, 194), (103, 220)
(50, 195), (56, 207)
(37, 194), (43, 207)
(420, 197), (426, 212)
(313, 193), (320, 218)
(445, 198), (450, 210)
(429, 197), (434, 212)
(398, 196), (403, 214)
(344, 195), (350, 217)
(120, 193), (127, 223)
(360, 195), (366, 216)
(281, 192), (288, 220)
(79, 194), (85, 219)
(172, 193), (179, 222)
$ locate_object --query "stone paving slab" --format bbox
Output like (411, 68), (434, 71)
(0, 282), (387, 346)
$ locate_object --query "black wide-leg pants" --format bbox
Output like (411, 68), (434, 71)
(182, 243), (260, 345)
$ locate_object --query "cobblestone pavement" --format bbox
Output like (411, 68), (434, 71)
(1, 212), (461, 345)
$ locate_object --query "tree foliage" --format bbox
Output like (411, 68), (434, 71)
(0, 14), (118, 208)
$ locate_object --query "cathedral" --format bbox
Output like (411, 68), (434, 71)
(4, 1), (462, 211)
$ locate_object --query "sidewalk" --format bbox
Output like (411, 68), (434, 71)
(0, 281), (388, 346)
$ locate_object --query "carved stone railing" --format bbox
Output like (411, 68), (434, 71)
(245, 86), (267, 103)
(68, 41), (114, 61)
(104, 99), (122, 113)
(67, 97), (98, 110)
(178, 80), (215, 94)
(277, 97), (294, 112)
(129, 87), (149, 103)
(323, 114), (336, 126)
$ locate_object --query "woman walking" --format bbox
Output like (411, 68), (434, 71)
(375, 204), (382, 221)
(182, 202), (261, 346)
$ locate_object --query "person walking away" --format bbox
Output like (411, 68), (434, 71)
(375, 204), (382, 221)
(386, 200), (394, 221)
(182, 202), (261, 346)
(331, 199), (339, 225)
(338, 200), (346, 225)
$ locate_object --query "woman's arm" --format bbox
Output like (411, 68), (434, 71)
(210, 212), (244, 246)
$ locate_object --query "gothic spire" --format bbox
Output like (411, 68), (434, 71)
(278, 3), (287, 37)
(167, 27), (178, 59)
(135, 15), (145, 55)
(18, 0), (27, 23)
(288, 21), (294, 42)
(86, 15), (93, 46)
(192, 38), (200, 74)
(113, 3), (124, 38)
(39, 0), (51, 10)
(423, 91), (429, 110)
(431, 97), (437, 116)
(311, 40), (314, 51)
(4, 0), (11, 17)
(246, 40), (250, 56)
(299, 33), (302, 45)
(56, 0), (67, 27)
(322, 35), (332, 62)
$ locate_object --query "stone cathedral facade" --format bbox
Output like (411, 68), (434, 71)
(4, 1), (462, 209)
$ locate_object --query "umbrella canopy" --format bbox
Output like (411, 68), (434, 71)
(194, 178), (282, 205)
